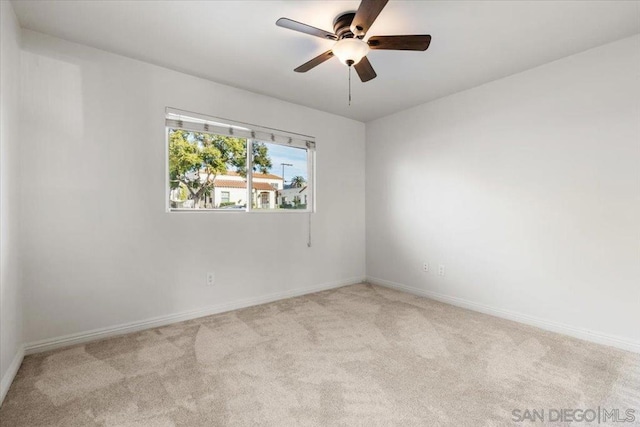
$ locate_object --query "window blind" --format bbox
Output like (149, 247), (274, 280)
(165, 107), (315, 149)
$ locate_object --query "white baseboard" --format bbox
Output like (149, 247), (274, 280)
(24, 276), (366, 355)
(0, 344), (24, 406)
(367, 276), (640, 354)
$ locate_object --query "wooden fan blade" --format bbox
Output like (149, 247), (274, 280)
(276, 18), (337, 40)
(351, 0), (389, 37)
(367, 35), (432, 51)
(354, 56), (377, 82)
(294, 50), (335, 73)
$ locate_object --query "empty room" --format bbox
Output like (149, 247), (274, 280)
(1, 0), (639, 425)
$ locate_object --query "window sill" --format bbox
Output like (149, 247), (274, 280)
(167, 208), (313, 214)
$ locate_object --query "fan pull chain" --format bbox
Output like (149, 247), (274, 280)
(348, 66), (352, 106)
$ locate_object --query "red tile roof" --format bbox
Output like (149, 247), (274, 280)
(253, 182), (275, 191)
(224, 171), (282, 180)
(215, 180), (275, 191)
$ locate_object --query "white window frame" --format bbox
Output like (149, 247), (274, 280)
(220, 191), (230, 204)
(165, 108), (315, 214)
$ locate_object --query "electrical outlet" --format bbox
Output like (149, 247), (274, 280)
(422, 262), (429, 272)
(206, 272), (215, 286)
(438, 264), (445, 276)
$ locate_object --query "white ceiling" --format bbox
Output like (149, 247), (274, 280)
(11, 0), (640, 122)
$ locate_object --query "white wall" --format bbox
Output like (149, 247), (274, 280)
(0, 0), (24, 401)
(19, 30), (365, 347)
(366, 35), (640, 350)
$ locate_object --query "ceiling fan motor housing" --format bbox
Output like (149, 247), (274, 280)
(333, 12), (357, 39)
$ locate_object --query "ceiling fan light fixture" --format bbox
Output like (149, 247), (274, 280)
(332, 38), (369, 66)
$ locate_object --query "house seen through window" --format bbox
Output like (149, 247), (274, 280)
(166, 109), (314, 212)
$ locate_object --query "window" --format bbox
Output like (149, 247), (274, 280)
(166, 108), (314, 212)
(257, 141), (310, 211)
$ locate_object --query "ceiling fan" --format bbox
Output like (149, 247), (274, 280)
(276, 0), (431, 83)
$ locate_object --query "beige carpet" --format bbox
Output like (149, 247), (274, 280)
(1, 284), (638, 426)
